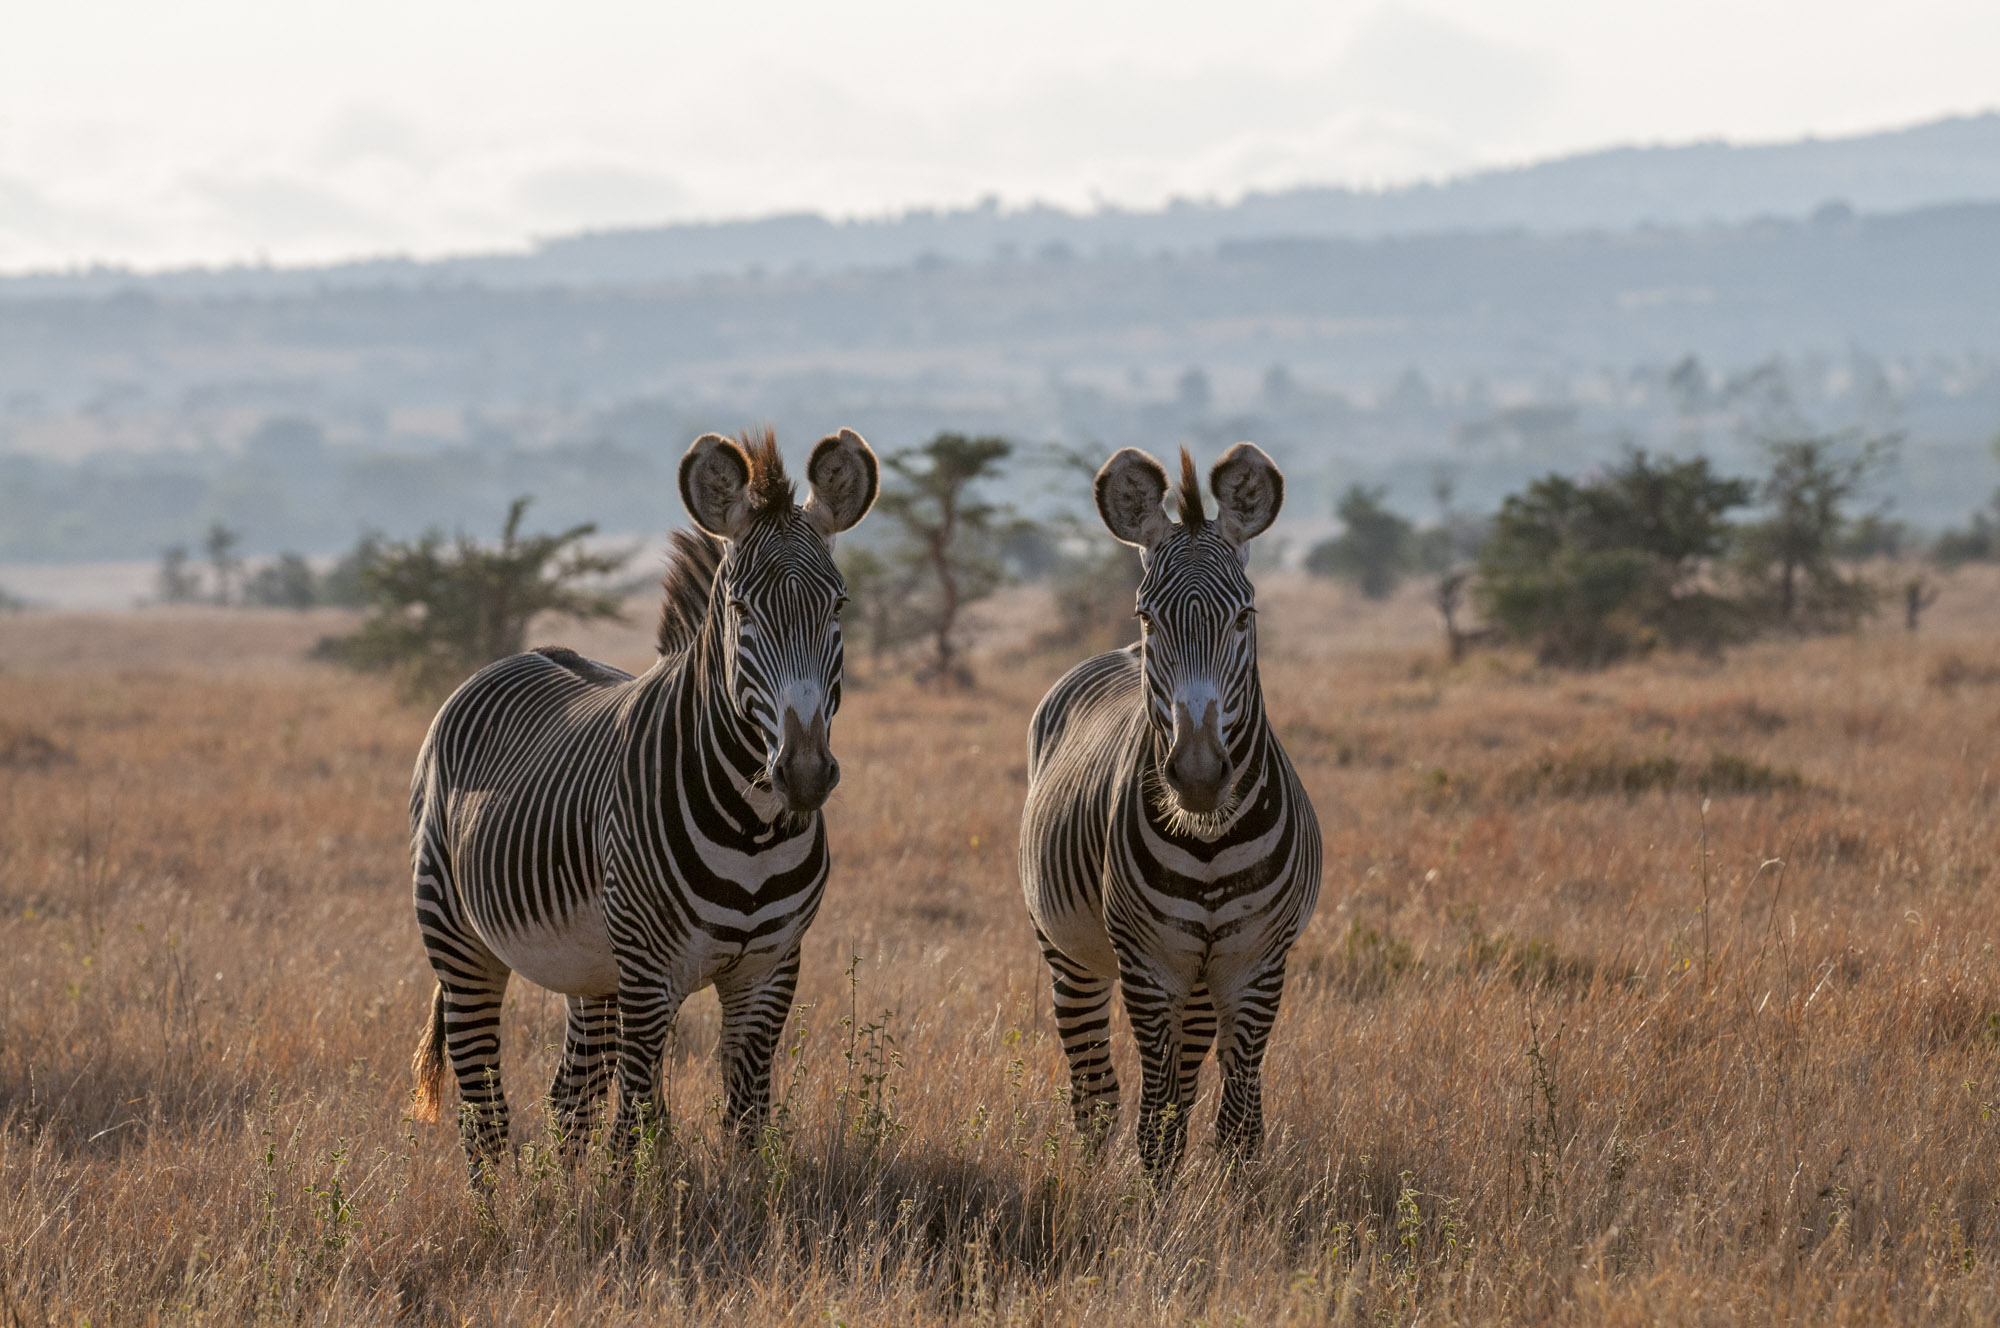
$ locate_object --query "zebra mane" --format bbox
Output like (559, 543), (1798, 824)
(655, 527), (725, 658)
(742, 427), (796, 514)
(654, 430), (795, 658)
(1174, 446), (1206, 529)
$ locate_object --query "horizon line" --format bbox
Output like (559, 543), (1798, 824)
(4, 106), (1996, 285)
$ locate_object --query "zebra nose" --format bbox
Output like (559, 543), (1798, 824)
(1165, 700), (1231, 813)
(773, 707), (839, 812)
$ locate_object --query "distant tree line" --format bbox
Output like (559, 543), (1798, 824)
(269, 432), (1137, 700)
(1304, 428), (2000, 666)
(156, 521), (378, 610)
(155, 422), (2000, 697)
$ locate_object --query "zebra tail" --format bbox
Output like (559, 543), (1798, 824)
(411, 982), (447, 1123)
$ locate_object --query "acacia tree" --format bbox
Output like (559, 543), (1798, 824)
(156, 545), (203, 603)
(872, 433), (1014, 688)
(1477, 450), (1752, 666)
(833, 544), (916, 667)
(314, 496), (627, 698)
(204, 522), (242, 606)
(1736, 432), (1895, 631)
(1306, 484), (1415, 599)
(244, 553), (321, 609)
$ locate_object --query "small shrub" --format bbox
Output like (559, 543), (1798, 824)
(1932, 499), (2000, 568)
(0, 720), (71, 770)
(1335, 921), (1420, 997)
(1700, 751), (1805, 794)
(242, 553), (321, 610)
(1458, 928), (1607, 991)
(1927, 652), (2000, 689)
(313, 496), (627, 700)
(1502, 748), (1803, 800)
(1306, 485), (1416, 600)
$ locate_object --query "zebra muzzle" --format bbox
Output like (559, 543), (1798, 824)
(1165, 699), (1232, 814)
(772, 707), (839, 813)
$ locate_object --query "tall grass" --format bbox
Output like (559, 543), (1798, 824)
(1, 583), (1998, 1323)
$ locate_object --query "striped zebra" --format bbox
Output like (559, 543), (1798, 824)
(1020, 444), (1322, 1183)
(406, 428), (878, 1179)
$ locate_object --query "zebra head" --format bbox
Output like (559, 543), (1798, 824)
(1096, 443), (1285, 822)
(679, 429), (880, 817)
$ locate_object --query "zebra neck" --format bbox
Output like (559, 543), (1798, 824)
(652, 605), (795, 835)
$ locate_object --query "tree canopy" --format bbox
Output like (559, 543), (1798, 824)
(1477, 451), (1753, 666)
(314, 496), (627, 699)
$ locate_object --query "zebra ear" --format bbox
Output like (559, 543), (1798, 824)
(804, 428), (879, 538)
(1095, 449), (1173, 550)
(679, 433), (753, 539)
(1209, 443), (1284, 546)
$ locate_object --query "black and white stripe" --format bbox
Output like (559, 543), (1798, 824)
(1019, 444), (1321, 1183)
(407, 429), (878, 1179)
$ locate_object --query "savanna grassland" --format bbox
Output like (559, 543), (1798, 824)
(4, 571), (2000, 1325)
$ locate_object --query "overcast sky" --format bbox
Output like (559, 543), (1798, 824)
(3, 0), (1996, 273)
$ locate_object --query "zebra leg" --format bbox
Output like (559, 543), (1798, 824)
(611, 974), (687, 1158)
(1039, 935), (1120, 1144)
(1121, 966), (1191, 1185)
(548, 995), (618, 1158)
(714, 946), (802, 1144)
(1211, 962), (1289, 1162)
(439, 970), (514, 1182)
(1177, 982), (1216, 1118)
(413, 840), (514, 1182)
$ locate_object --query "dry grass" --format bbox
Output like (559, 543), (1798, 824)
(3, 575), (2000, 1324)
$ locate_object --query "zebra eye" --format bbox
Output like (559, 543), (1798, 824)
(832, 596), (848, 621)
(729, 598), (750, 619)
(1135, 609), (1153, 631)
(1235, 607), (1255, 630)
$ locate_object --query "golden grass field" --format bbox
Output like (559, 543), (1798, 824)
(4, 569), (2000, 1324)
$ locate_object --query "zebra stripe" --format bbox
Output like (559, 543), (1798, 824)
(1020, 444), (1321, 1183)
(407, 429), (877, 1179)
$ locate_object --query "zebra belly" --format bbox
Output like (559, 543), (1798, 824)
(481, 894), (620, 998)
(1027, 874), (1118, 976)
(672, 919), (808, 990)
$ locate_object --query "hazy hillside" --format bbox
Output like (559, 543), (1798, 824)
(3, 196), (1998, 570)
(5, 114), (1999, 298)
(4, 119), (2000, 579)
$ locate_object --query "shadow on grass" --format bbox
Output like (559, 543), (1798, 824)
(0, 1042), (268, 1159)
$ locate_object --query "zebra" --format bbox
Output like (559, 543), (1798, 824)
(1019, 443), (1322, 1184)
(406, 428), (878, 1179)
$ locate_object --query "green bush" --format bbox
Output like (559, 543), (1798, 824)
(1475, 451), (1752, 667)
(313, 497), (627, 700)
(1933, 491), (2000, 568)
(1734, 433), (1894, 631)
(243, 554), (321, 610)
(1306, 485), (1416, 599)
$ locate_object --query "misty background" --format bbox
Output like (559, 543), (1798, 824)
(5, 2), (2000, 603)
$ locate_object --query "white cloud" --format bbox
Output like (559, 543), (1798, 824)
(0, 0), (1994, 271)
(1331, 5), (1560, 144)
(513, 165), (692, 231)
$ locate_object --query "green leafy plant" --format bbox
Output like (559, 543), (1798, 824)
(1477, 450), (1753, 666)
(1735, 432), (1896, 631)
(313, 496), (627, 699)
(1306, 484), (1417, 600)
